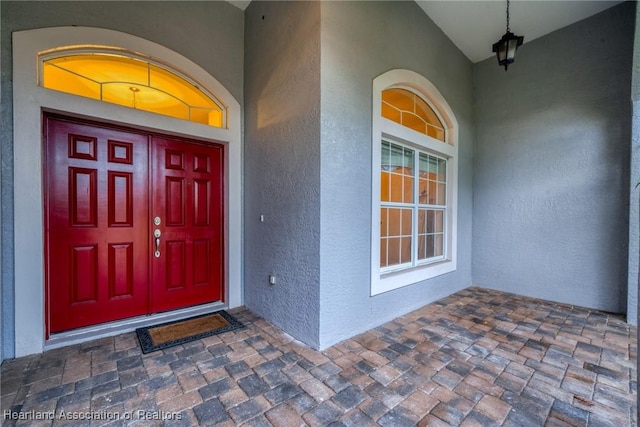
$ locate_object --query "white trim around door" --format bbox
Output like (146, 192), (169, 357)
(13, 27), (243, 357)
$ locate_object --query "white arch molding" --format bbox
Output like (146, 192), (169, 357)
(13, 27), (243, 357)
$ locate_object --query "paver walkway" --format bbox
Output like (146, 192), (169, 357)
(1, 287), (636, 426)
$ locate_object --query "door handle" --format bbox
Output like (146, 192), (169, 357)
(154, 229), (161, 258)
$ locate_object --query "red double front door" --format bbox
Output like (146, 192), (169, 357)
(45, 115), (224, 333)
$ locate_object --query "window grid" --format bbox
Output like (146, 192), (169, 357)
(381, 140), (447, 272)
(381, 88), (446, 142)
(40, 50), (226, 128)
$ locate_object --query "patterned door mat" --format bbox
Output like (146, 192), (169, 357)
(136, 310), (243, 353)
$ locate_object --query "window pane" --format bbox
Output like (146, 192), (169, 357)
(150, 64), (218, 109)
(388, 142), (404, 167)
(388, 208), (401, 236)
(388, 143), (405, 203)
(380, 208), (388, 238)
(42, 63), (101, 100)
(381, 102), (401, 123)
(435, 210), (444, 233)
(426, 180), (437, 204)
(401, 209), (412, 235)
(434, 234), (444, 257)
(415, 97), (444, 135)
(426, 235), (435, 259)
(419, 155), (430, 204)
(402, 148), (414, 203)
(437, 158), (447, 182)
(380, 237), (388, 268)
(381, 172), (391, 202)
(418, 235), (427, 260)
(382, 88), (414, 111)
(401, 113), (426, 134)
(417, 208), (429, 261)
(191, 107), (224, 127)
(418, 209), (431, 234)
(381, 88), (445, 142)
(427, 124), (445, 141)
(418, 179), (428, 204)
(390, 174), (403, 203)
(403, 176), (414, 204)
(418, 209), (426, 234)
(419, 154), (430, 173)
(387, 237), (401, 266)
(403, 148), (414, 176)
(400, 237), (412, 264)
(381, 141), (391, 166)
(102, 82), (190, 120)
(45, 54), (149, 86)
(436, 183), (446, 205)
(381, 142), (391, 202)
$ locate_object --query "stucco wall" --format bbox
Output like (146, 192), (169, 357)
(0, 0), (3, 363)
(244, 1), (322, 347)
(473, 3), (634, 314)
(630, 3), (640, 327)
(318, 1), (475, 349)
(0, 1), (244, 360)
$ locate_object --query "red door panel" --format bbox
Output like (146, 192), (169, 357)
(46, 116), (149, 333)
(150, 137), (224, 313)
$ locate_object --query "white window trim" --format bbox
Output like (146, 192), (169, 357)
(371, 70), (458, 296)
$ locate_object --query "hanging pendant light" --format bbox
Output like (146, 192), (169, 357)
(492, 0), (524, 70)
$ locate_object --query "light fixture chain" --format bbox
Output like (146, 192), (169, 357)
(506, 0), (510, 32)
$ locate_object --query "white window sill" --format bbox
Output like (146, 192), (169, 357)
(371, 259), (456, 296)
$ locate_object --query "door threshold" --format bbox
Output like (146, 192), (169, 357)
(45, 301), (226, 351)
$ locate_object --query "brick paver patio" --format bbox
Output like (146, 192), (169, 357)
(1, 287), (636, 426)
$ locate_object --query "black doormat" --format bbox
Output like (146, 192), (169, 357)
(136, 310), (244, 354)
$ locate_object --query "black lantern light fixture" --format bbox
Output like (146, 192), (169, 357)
(492, 0), (524, 70)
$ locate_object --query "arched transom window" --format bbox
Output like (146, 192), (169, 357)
(40, 47), (226, 128)
(382, 88), (446, 142)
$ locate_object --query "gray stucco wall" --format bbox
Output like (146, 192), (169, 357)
(0, 1), (244, 360)
(630, 3), (640, 327)
(318, 1), (474, 349)
(633, 4), (640, 411)
(473, 3), (634, 314)
(244, 1), (322, 347)
(0, 0), (3, 363)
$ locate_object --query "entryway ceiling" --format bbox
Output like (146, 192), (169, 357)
(227, 0), (624, 63)
(416, 0), (624, 63)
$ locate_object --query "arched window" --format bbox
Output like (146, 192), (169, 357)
(40, 47), (226, 127)
(382, 88), (446, 142)
(372, 70), (458, 296)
